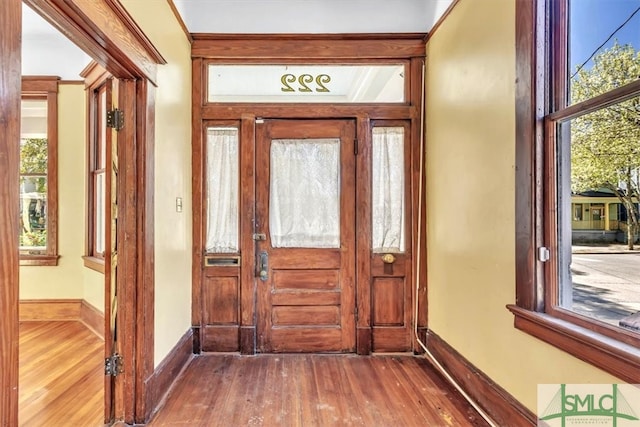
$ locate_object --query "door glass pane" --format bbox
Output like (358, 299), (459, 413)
(206, 127), (239, 253)
(270, 139), (340, 248)
(372, 127), (405, 253)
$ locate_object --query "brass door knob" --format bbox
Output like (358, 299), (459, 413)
(381, 253), (396, 264)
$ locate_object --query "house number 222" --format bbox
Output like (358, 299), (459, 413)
(281, 73), (331, 93)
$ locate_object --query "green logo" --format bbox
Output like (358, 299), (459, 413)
(539, 384), (640, 427)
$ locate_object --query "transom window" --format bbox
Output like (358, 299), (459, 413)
(207, 64), (406, 103)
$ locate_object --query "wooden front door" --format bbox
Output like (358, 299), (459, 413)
(255, 119), (356, 353)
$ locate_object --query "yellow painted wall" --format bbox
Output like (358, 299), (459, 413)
(120, 0), (192, 368)
(425, 0), (619, 413)
(83, 267), (104, 311)
(20, 83), (86, 300)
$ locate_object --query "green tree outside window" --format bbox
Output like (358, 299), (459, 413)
(19, 137), (48, 249)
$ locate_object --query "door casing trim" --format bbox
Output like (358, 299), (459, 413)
(1, 1), (162, 424)
(191, 37), (427, 355)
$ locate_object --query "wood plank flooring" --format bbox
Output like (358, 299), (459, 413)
(19, 321), (103, 427)
(149, 354), (490, 427)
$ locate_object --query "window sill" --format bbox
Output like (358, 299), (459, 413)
(507, 304), (640, 383)
(83, 256), (105, 274)
(19, 254), (59, 266)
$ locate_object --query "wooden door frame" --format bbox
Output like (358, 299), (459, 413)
(191, 34), (428, 356)
(0, 0), (165, 424)
(0, 2), (22, 424)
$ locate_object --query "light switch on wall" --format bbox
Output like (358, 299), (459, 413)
(176, 197), (183, 213)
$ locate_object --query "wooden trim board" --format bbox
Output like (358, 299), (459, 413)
(20, 299), (82, 321)
(81, 300), (105, 339)
(144, 328), (194, 423)
(425, 329), (537, 426)
(20, 299), (105, 339)
(1, 3), (22, 422)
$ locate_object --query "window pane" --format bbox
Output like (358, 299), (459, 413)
(208, 65), (405, 103)
(569, 0), (640, 105)
(21, 99), (47, 139)
(558, 98), (640, 331)
(20, 137), (48, 174)
(99, 88), (107, 169)
(206, 128), (239, 253)
(19, 98), (48, 252)
(19, 176), (48, 250)
(372, 127), (405, 253)
(95, 172), (106, 255)
(269, 139), (340, 248)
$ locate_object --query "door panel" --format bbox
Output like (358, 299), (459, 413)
(256, 119), (356, 353)
(371, 256), (411, 351)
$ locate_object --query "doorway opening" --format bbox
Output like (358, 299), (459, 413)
(1, 0), (165, 424)
(191, 35), (427, 355)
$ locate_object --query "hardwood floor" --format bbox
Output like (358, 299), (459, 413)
(149, 354), (490, 426)
(18, 323), (492, 426)
(19, 321), (103, 427)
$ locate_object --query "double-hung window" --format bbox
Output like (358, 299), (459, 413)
(512, 0), (640, 382)
(82, 63), (110, 273)
(20, 77), (59, 266)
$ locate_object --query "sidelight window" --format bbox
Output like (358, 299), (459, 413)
(205, 127), (239, 253)
(372, 127), (405, 253)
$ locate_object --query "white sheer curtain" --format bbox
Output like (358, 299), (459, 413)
(372, 127), (405, 252)
(270, 139), (340, 248)
(205, 128), (239, 253)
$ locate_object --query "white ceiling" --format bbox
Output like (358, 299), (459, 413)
(172, 0), (454, 34)
(22, 4), (91, 80)
(22, 0), (452, 79)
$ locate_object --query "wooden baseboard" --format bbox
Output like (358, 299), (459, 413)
(192, 326), (201, 354)
(240, 326), (255, 355)
(20, 299), (105, 339)
(357, 327), (372, 355)
(20, 299), (82, 321)
(144, 328), (194, 423)
(425, 329), (537, 426)
(80, 300), (105, 339)
(202, 325), (239, 352)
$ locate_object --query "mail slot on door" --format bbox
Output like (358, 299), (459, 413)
(204, 255), (241, 267)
